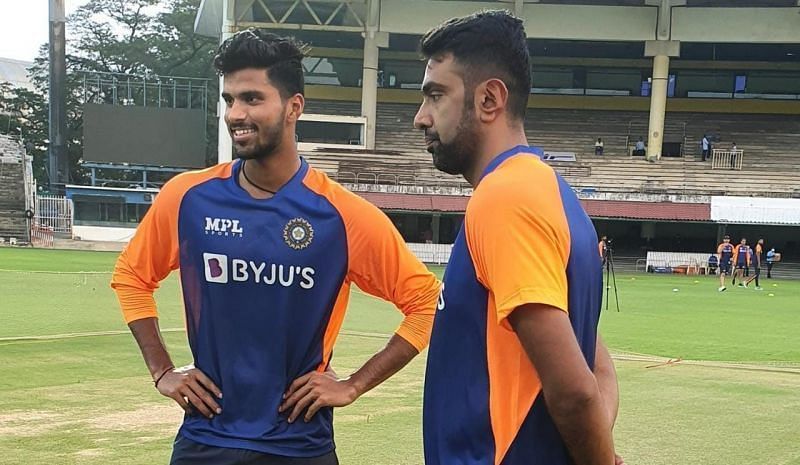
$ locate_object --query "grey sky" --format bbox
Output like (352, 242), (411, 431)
(0, 1), (89, 63)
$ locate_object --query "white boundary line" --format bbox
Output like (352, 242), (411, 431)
(0, 269), (112, 274)
(2, 329), (798, 374)
(1, 276), (797, 374)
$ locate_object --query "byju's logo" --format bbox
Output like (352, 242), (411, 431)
(203, 253), (229, 283)
(201, 252), (315, 289)
(204, 217), (244, 238)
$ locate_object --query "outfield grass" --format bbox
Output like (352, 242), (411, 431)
(1, 248), (799, 465)
(599, 273), (800, 362)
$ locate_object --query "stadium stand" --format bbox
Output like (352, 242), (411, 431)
(302, 100), (800, 198)
(34, 1), (798, 266)
(0, 135), (29, 243)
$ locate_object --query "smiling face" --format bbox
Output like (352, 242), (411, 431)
(413, 53), (481, 176)
(222, 68), (289, 160)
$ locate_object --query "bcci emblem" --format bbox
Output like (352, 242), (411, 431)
(283, 218), (314, 250)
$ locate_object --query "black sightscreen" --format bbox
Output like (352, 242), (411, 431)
(83, 103), (206, 168)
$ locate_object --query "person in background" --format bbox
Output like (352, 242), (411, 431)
(716, 235), (734, 292)
(599, 235), (609, 268)
(595, 137), (604, 156)
(730, 142), (739, 169)
(744, 238), (764, 290)
(633, 137), (646, 157)
(701, 134), (710, 161)
(766, 247), (776, 278)
(731, 237), (751, 287)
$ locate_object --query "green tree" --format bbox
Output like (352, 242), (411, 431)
(0, 81), (52, 185)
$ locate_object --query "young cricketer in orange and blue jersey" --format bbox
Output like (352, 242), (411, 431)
(111, 158), (439, 459)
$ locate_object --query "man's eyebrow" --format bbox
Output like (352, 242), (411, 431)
(222, 90), (266, 100)
(239, 90), (265, 99)
(422, 81), (445, 95)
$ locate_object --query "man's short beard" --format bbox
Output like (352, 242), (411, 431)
(235, 107), (287, 161)
(431, 102), (479, 176)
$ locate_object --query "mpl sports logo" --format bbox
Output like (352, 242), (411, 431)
(203, 253), (315, 289)
(204, 217), (244, 238)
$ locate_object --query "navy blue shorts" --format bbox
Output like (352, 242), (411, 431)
(735, 261), (748, 270)
(170, 435), (339, 465)
(719, 262), (731, 275)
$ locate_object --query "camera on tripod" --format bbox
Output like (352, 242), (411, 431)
(600, 236), (613, 258)
(599, 236), (620, 312)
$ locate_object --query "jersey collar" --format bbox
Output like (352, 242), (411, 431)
(479, 145), (543, 182)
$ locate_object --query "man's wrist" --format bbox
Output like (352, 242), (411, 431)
(153, 365), (175, 387)
(343, 375), (365, 401)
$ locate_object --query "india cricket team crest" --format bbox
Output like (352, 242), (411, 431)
(283, 218), (314, 250)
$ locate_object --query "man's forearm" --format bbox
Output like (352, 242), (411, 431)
(509, 306), (614, 465)
(128, 317), (174, 380)
(347, 334), (419, 397)
(547, 382), (615, 465)
(594, 336), (619, 426)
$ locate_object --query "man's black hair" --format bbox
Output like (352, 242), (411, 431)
(214, 28), (307, 99)
(420, 10), (531, 121)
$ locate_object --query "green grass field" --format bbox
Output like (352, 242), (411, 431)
(1, 248), (799, 465)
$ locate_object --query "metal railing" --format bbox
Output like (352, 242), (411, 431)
(80, 70), (209, 112)
(407, 243), (453, 265)
(711, 149), (744, 170)
(30, 195), (73, 247)
(331, 171), (471, 190)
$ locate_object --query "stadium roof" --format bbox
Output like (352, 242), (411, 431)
(358, 192), (469, 213)
(0, 58), (34, 91)
(355, 192), (713, 222)
(711, 196), (800, 225)
(582, 199), (711, 222)
(455, 0), (799, 5)
(195, 0), (800, 44)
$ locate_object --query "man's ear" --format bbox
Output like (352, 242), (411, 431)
(474, 78), (509, 124)
(286, 93), (305, 123)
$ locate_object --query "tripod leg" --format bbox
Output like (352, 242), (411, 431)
(604, 258), (610, 312)
(609, 252), (620, 312)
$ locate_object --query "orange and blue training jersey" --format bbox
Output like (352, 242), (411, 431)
(111, 158), (439, 457)
(733, 244), (751, 267)
(717, 242), (734, 265)
(423, 146), (603, 465)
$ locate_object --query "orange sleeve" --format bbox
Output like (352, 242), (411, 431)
(466, 163), (570, 326)
(304, 171), (440, 351)
(110, 164), (232, 324)
(346, 204), (440, 351)
(716, 244), (723, 255)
